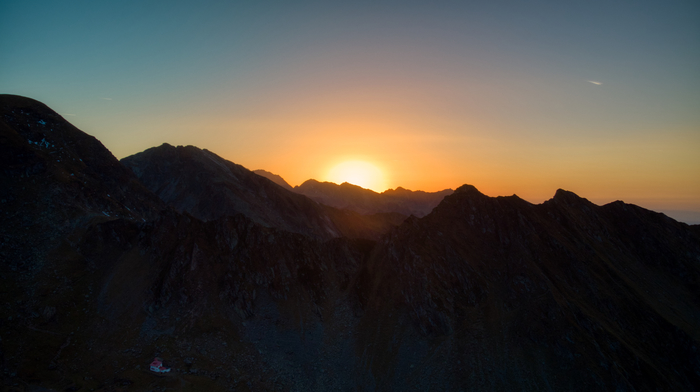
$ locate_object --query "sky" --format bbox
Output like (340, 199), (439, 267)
(2, 0), (699, 223)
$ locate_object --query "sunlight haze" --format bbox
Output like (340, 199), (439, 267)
(326, 160), (387, 192)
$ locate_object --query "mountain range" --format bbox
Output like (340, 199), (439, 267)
(1, 94), (699, 391)
(121, 144), (406, 241)
(253, 169), (453, 218)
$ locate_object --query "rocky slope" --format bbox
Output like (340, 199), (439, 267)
(122, 144), (341, 239)
(2, 95), (699, 391)
(0, 95), (375, 391)
(294, 179), (453, 217)
(252, 169), (294, 191)
(355, 185), (700, 390)
(0, 94), (164, 281)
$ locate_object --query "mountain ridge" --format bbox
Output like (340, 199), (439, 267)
(121, 143), (406, 241)
(294, 178), (453, 217)
(1, 95), (699, 391)
(252, 169), (294, 191)
(354, 181), (700, 389)
(251, 171), (455, 218)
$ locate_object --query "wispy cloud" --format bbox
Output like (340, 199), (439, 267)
(588, 80), (602, 85)
(101, 97), (113, 101)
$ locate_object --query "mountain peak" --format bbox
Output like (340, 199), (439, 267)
(453, 184), (485, 196)
(298, 178), (322, 187)
(551, 188), (591, 206)
(340, 181), (378, 193)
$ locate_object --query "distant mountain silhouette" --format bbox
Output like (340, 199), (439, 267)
(253, 169), (294, 191)
(2, 95), (699, 391)
(295, 179), (453, 217)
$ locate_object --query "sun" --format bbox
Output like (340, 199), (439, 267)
(326, 160), (386, 192)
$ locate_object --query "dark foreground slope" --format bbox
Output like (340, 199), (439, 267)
(122, 145), (404, 241)
(2, 95), (699, 391)
(0, 95), (373, 391)
(355, 185), (700, 390)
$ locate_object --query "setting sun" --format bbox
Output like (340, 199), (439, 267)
(326, 160), (386, 192)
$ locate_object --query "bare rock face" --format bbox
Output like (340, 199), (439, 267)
(2, 95), (699, 391)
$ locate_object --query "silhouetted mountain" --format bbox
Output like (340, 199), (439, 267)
(295, 179), (453, 217)
(122, 144), (402, 241)
(253, 169), (294, 191)
(0, 94), (164, 279)
(354, 185), (700, 390)
(0, 95), (376, 390)
(122, 144), (339, 239)
(2, 95), (699, 391)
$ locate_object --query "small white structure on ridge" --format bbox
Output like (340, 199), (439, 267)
(150, 357), (171, 373)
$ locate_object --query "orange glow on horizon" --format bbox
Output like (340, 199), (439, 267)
(325, 160), (387, 192)
(135, 103), (699, 220)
